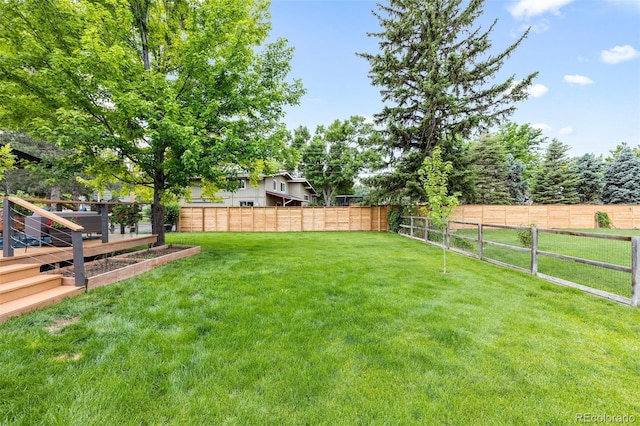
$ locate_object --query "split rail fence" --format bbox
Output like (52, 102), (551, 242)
(399, 216), (639, 307)
(179, 206), (389, 233)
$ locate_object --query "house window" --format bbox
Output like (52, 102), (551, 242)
(280, 182), (286, 192)
(304, 195), (309, 201)
(239, 180), (246, 190)
(239, 201), (254, 207)
(273, 179), (277, 190)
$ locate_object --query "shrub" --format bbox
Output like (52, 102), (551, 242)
(387, 209), (403, 233)
(595, 211), (612, 228)
(164, 203), (180, 226)
(517, 224), (535, 248)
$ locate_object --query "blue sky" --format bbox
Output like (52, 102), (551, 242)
(269, 0), (640, 157)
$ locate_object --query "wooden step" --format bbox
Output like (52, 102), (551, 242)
(0, 274), (63, 304)
(0, 263), (40, 284)
(0, 285), (83, 323)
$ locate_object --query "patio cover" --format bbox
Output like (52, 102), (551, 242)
(265, 190), (306, 205)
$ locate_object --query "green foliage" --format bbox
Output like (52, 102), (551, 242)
(111, 204), (142, 227)
(530, 140), (580, 204)
(419, 147), (460, 227)
(506, 154), (528, 204)
(602, 145), (640, 204)
(359, 0), (537, 203)
(498, 122), (545, 179)
(0, 0), (305, 244)
(164, 203), (180, 226)
(387, 209), (403, 233)
(517, 225), (535, 248)
(595, 211), (612, 229)
(574, 153), (604, 204)
(470, 134), (512, 204)
(299, 116), (377, 206)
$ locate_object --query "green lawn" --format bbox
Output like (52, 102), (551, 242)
(1, 232), (639, 425)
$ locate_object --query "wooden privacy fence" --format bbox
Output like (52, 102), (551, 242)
(179, 206), (389, 232)
(452, 204), (640, 229)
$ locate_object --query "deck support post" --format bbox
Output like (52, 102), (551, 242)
(72, 231), (86, 288)
(100, 203), (110, 243)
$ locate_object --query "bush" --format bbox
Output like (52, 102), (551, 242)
(517, 224), (535, 248)
(164, 203), (180, 226)
(595, 211), (612, 228)
(387, 209), (403, 233)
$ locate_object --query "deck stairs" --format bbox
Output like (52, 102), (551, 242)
(0, 263), (82, 323)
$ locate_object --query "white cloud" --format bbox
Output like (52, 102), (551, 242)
(526, 20), (551, 33)
(509, 0), (574, 20)
(531, 123), (551, 132)
(558, 126), (574, 136)
(527, 84), (549, 98)
(563, 75), (594, 85)
(600, 45), (640, 64)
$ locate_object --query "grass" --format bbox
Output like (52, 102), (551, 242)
(450, 227), (638, 297)
(1, 232), (639, 425)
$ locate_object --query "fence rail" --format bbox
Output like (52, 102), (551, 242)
(399, 216), (639, 307)
(179, 206), (389, 233)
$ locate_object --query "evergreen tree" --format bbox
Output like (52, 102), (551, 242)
(602, 146), (640, 204)
(574, 153), (604, 204)
(498, 122), (546, 180)
(359, 0), (537, 203)
(470, 134), (511, 204)
(440, 135), (477, 204)
(506, 154), (528, 204)
(530, 140), (579, 204)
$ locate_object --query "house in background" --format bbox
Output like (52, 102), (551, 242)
(185, 172), (318, 207)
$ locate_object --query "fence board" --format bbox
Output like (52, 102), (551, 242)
(178, 206), (389, 233)
(452, 205), (640, 229)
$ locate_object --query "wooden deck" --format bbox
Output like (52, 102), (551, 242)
(0, 233), (158, 267)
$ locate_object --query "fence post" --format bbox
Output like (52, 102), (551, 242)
(632, 237), (639, 307)
(477, 223), (483, 260)
(410, 217), (414, 237)
(531, 226), (538, 276)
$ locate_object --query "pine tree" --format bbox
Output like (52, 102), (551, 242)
(359, 0), (537, 203)
(470, 134), (511, 204)
(530, 140), (579, 204)
(506, 154), (528, 204)
(574, 153), (604, 204)
(602, 146), (640, 204)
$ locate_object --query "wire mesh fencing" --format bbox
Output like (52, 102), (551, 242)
(399, 216), (639, 305)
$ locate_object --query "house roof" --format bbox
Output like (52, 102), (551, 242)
(265, 191), (306, 203)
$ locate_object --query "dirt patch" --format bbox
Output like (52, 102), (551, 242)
(60, 246), (193, 278)
(46, 316), (80, 333)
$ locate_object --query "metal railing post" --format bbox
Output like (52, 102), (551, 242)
(100, 203), (109, 243)
(632, 237), (639, 307)
(72, 230), (86, 288)
(3, 198), (14, 258)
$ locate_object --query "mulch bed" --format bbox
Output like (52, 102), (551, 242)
(60, 246), (192, 278)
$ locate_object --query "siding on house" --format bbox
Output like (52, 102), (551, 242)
(184, 173), (318, 207)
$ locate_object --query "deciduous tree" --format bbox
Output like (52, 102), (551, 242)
(300, 116), (375, 206)
(0, 0), (304, 244)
